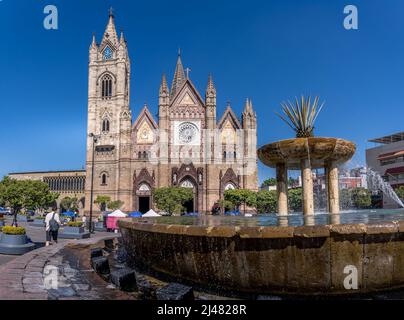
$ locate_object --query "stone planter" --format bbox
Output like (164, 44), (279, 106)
(17, 214), (33, 222)
(31, 219), (45, 227)
(59, 226), (90, 239)
(0, 233), (35, 255)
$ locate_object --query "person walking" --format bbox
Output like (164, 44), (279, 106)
(82, 214), (87, 229)
(45, 209), (61, 246)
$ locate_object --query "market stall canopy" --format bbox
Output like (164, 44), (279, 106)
(62, 211), (76, 217)
(142, 209), (161, 217)
(108, 210), (127, 217)
(128, 211), (142, 217)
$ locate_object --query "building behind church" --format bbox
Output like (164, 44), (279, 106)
(84, 12), (258, 214)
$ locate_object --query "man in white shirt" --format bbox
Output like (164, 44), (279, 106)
(44, 210), (61, 246)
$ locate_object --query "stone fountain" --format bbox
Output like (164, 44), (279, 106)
(118, 96), (404, 297)
(258, 137), (356, 215)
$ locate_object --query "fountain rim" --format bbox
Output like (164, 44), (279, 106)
(118, 218), (404, 239)
(257, 136), (356, 169)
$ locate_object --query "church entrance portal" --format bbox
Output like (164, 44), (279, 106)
(184, 198), (194, 213)
(138, 196), (150, 214)
(180, 178), (197, 213)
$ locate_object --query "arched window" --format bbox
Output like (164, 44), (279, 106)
(225, 183), (236, 190)
(138, 151), (142, 159)
(102, 119), (110, 133)
(234, 151), (237, 159)
(143, 151), (147, 159)
(101, 74), (113, 99)
(101, 173), (107, 185)
(223, 151), (227, 159)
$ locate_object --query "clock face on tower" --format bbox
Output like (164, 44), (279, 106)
(174, 121), (200, 146)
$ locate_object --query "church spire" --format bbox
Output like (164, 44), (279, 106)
(160, 73), (169, 94)
(170, 49), (186, 98)
(205, 74), (217, 129)
(242, 98), (256, 129)
(159, 73), (170, 106)
(101, 7), (119, 48)
(206, 74), (216, 94)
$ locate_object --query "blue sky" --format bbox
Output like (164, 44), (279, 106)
(1, 0), (404, 183)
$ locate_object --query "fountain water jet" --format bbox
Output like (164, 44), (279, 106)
(366, 167), (404, 208)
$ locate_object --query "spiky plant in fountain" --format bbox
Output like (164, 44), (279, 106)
(276, 96), (324, 138)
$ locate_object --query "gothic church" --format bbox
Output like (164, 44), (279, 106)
(85, 12), (258, 214)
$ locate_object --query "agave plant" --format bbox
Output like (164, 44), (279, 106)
(276, 95), (324, 138)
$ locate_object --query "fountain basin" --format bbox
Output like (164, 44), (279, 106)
(119, 216), (404, 295)
(257, 137), (356, 169)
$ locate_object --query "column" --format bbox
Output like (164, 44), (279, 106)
(276, 162), (288, 215)
(301, 159), (314, 215)
(327, 161), (340, 214)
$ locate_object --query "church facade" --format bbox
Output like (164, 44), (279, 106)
(84, 12), (258, 214)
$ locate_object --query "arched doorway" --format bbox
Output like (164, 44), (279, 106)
(137, 183), (151, 214)
(180, 178), (197, 213)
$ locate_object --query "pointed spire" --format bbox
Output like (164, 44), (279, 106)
(119, 28), (126, 45)
(160, 73), (169, 94)
(91, 32), (97, 49)
(243, 98), (254, 114)
(206, 74), (216, 93)
(101, 7), (119, 48)
(170, 49), (186, 98)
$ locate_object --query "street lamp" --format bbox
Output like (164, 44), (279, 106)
(88, 133), (100, 234)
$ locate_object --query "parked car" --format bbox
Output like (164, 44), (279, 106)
(26, 210), (35, 216)
(0, 207), (11, 215)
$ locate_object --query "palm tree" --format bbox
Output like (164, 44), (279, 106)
(276, 95), (324, 138)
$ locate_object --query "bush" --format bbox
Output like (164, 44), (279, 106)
(66, 221), (83, 227)
(2, 226), (26, 235)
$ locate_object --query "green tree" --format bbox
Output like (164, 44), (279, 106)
(351, 187), (371, 209)
(288, 188), (302, 212)
(224, 189), (256, 212)
(108, 200), (124, 211)
(261, 178), (276, 188)
(0, 178), (58, 225)
(396, 186), (404, 201)
(256, 190), (277, 213)
(94, 195), (111, 211)
(60, 196), (79, 212)
(153, 187), (193, 215)
(218, 199), (234, 212)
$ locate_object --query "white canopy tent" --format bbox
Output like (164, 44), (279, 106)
(142, 209), (161, 217)
(108, 210), (127, 217)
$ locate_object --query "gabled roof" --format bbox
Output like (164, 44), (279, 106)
(217, 104), (241, 129)
(132, 104), (158, 130)
(169, 79), (205, 108)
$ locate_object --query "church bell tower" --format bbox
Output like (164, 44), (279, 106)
(85, 9), (132, 212)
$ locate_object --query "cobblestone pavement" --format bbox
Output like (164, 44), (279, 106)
(0, 216), (119, 300)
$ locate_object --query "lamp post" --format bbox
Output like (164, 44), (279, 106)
(88, 133), (99, 234)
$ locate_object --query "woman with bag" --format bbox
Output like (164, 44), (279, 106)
(44, 208), (61, 246)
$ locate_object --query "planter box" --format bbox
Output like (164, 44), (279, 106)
(31, 219), (45, 227)
(94, 221), (107, 232)
(59, 226), (90, 239)
(0, 233), (35, 255)
(17, 214), (33, 222)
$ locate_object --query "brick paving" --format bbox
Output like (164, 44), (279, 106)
(0, 217), (118, 300)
